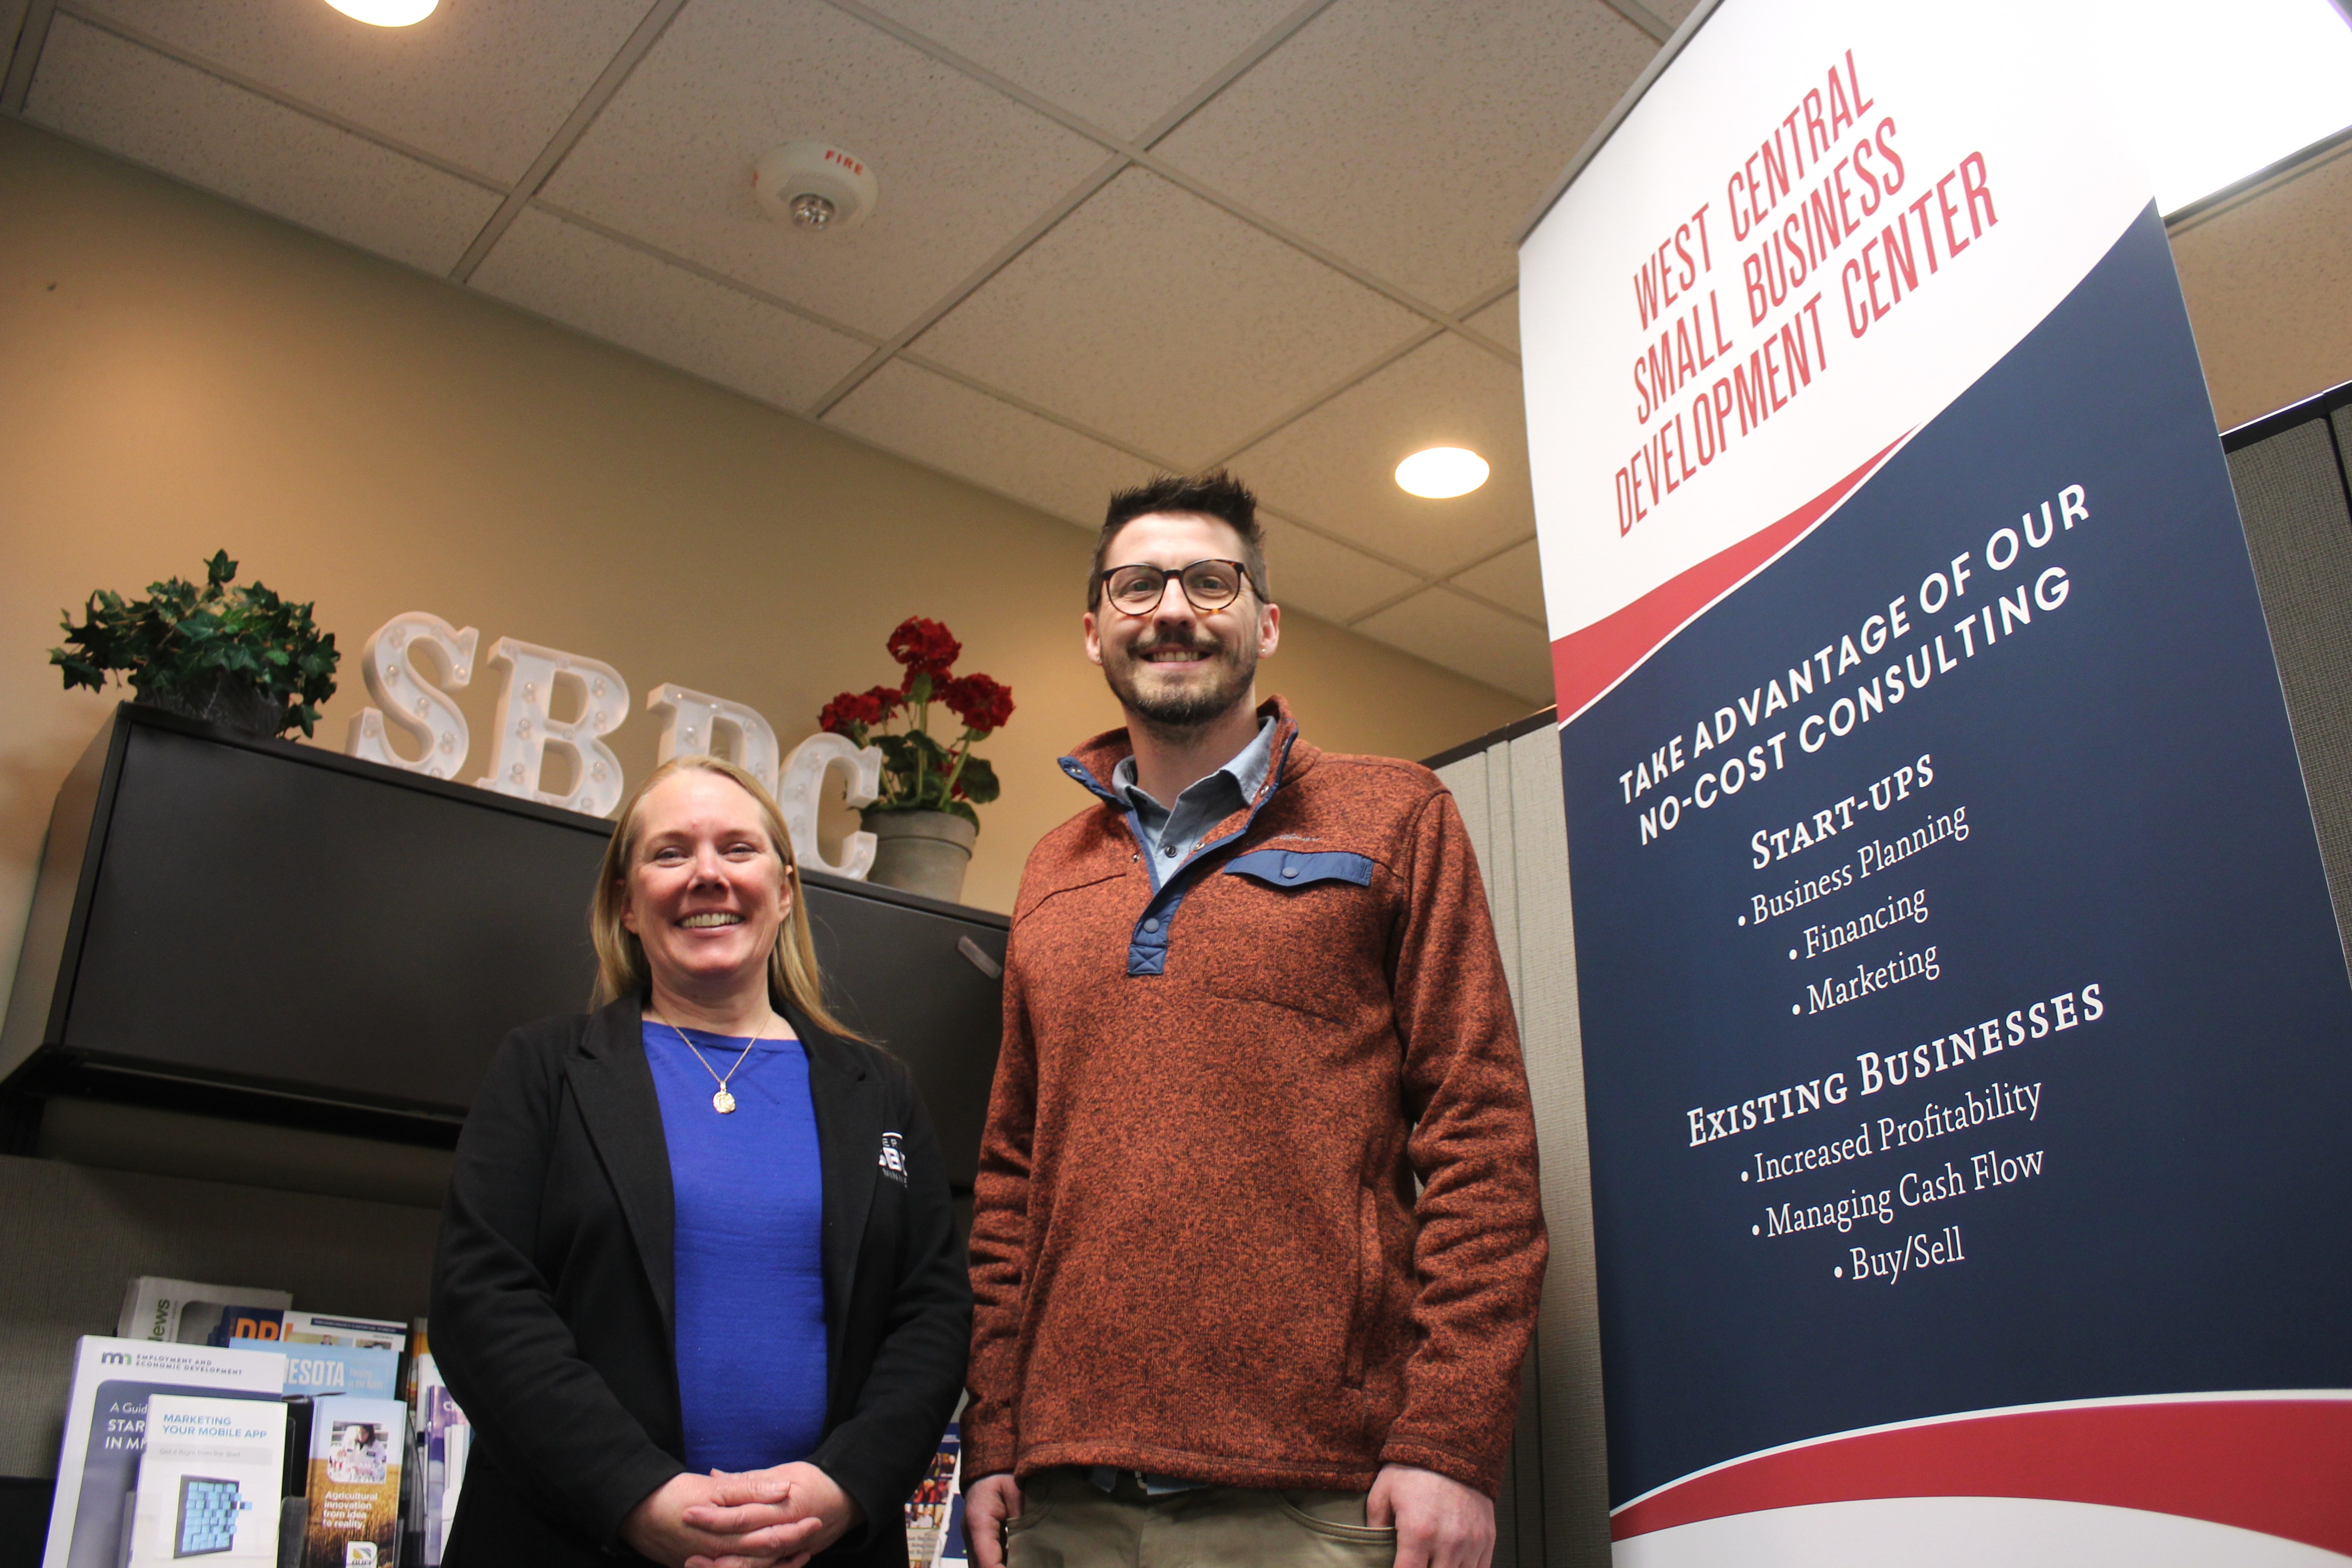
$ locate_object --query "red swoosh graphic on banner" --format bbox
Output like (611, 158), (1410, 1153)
(1612, 1397), (2352, 1555)
(1551, 433), (1909, 725)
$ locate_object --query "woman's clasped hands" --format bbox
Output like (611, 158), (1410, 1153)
(621, 1462), (863, 1568)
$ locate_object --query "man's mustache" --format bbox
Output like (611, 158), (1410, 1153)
(1128, 632), (1227, 657)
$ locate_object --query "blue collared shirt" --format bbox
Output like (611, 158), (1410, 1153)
(1112, 716), (1276, 884)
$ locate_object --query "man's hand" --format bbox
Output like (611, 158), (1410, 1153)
(1366, 1464), (1494, 1568)
(964, 1472), (1024, 1568)
(619, 1471), (818, 1568)
(680, 1463), (861, 1568)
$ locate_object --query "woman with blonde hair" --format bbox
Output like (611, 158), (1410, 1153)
(431, 755), (970, 1568)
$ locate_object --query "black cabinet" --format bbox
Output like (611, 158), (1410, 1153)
(0, 706), (1005, 1188)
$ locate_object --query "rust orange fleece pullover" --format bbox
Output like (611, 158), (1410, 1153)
(965, 697), (1546, 1497)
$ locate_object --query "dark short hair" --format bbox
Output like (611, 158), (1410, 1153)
(1090, 470), (1271, 610)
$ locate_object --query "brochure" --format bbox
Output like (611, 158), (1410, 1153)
(904, 1423), (960, 1568)
(125, 1395), (287, 1565)
(398, 1322), (429, 1406)
(297, 1398), (405, 1568)
(938, 1488), (968, 1568)
(278, 1399), (314, 1568)
(408, 1353), (470, 1567)
(43, 1338), (286, 1568)
(233, 1342), (400, 1402)
(116, 1280), (293, 1346)
(279, 1313), (406, 1352)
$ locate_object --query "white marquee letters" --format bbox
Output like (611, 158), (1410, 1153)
(645, 683), (783, 794)
(474, 638), (630, 819)
(344, 612), (478, 780)
(343, 613), (872, 875)
(776, 733), (882, 880)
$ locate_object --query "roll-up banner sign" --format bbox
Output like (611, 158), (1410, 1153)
(1518, 0), (2352, 1559)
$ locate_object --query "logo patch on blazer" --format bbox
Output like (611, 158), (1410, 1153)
(878, 1131), (908, 1185)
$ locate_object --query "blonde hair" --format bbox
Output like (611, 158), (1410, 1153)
(590, 754), (860, 1039)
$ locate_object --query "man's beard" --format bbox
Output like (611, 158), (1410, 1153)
(1103, 627), (1257, 731)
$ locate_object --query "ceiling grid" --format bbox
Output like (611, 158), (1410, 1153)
(32, 4), (503, 189)
(2, 0), (1693, 702)
(446, 0), (692, 281)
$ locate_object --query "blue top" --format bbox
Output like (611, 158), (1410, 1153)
(642, 1020), (829, 1474)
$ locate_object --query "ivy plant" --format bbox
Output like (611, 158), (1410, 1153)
(50, 550), (340, 737)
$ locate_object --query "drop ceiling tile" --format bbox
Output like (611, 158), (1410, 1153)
(1354, 587), (1553, 706)
(540, 0), (1108, 338)
(824, 358), (1157, 526)
(1228, 330), (1534, 577)
(1, 0), (31, 82)
(1450, 535), (1545, 622)
(858, 0), (1305, 141)
(471, 209), (874, 414)
(74, 0), (650, 184)
(1467, 289), (1519, 355)
(913, 167), (1423, 466)
(27, 16), (501, 274)
(1258, 513), (1422, 625)
(1649, 0), (1702, 27)
(1153, 0), (1655, 307)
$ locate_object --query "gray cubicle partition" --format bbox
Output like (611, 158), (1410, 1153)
(2221, 381), (2352, 966)
(1427, 715), (1607, 1568)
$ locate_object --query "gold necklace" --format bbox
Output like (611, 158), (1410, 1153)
(660, 1012), (767, 1114)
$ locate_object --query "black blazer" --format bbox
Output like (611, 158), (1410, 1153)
(429, 995), (970, 1568)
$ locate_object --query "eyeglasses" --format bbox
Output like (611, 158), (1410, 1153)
(1095, 559), (1252, 617)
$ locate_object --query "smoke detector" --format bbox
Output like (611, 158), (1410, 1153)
(753, 141), (878, 231)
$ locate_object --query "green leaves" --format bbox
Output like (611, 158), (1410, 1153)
(49, 551), (341, 737)
(951, 754), (1000, 805)
(867, 723), (1003, 818)
(871, 728), (955, 813)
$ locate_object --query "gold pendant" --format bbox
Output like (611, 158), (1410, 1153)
(712, 1089), (737, 1114)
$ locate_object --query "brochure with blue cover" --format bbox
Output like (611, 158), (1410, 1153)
(232, 1340), (399, 1401)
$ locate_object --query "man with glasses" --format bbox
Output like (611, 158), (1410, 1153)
(964, 470), (1546, 1568)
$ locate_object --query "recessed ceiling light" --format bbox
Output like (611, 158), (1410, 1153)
(1396, 447), (1490, 499)
(323, 0), (438, 25)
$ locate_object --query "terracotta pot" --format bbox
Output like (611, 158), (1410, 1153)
(862, 808), (978, 903)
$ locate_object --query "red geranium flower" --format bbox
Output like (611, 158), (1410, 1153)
(887, 616), (961, 678)
(817, 692), (867, 734)
(941, 672), (1014, 734)
(816, 616), (1012, 824)
(818, 685), (905, 734)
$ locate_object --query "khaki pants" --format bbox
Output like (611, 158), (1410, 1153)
(1004, 1470), (1397, 1568)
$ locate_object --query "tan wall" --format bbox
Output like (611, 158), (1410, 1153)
(0, 117), (1530, 1022)
(2172, 139), (2352, 430)
(10, 99), (2349, 1032)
